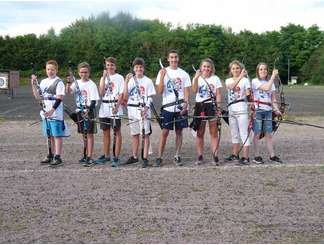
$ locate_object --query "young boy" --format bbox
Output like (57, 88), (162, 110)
(124, 57), (156, 168)
(31, 60), (69, 167)
(66, 62), (99, 167)
(155, 50), (191, 167)
(95, 57), (125, 167)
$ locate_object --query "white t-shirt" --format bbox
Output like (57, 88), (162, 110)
(194, 75), (222, 102)
(39, 76), (65, 121)
(127, 75), (156, 118)
(252, 78), (276, 111)
(225, 77), (251, 112)
(71, 79), (99, 109)
(156, 67), (191, 112)
(99, 73), (125, 117)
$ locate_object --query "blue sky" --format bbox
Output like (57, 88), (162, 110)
(0, 0), (323, 37)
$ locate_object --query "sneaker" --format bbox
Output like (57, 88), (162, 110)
(155, 158), (162, 167)
(124, 156), (139, 165)
(195, 155), (204, 165)
(238, 157), (250, 165)
(225, 154), (240, 162)
(50, 156), (63, 167)
(253, 156), (264, 164)
(40, 154), (53, 165)
(213, 155), (220, 166)
(270, 155), (283, 163)
(95, 155), (110, 165)
(83, 158), (96, 167)
(79, 157), (87, 164)
(111, 157), (120, 167)
(174, 155), (183, 166)
(142, 159), (149, 168)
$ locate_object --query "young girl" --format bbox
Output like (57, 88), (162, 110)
(123, 57), (156, 168)
(191, 58), (222, 165)
(31, 60), (69, 167)
(252, 63), (282, 164)
(225, 60), (253, 165)
(95, 57), (125, 167)
(66, 62), (99, 167)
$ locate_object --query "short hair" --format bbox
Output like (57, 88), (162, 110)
(256, 62), (270, 80)
(105, 57), (117, 65)
(46, 60), (58, 70)
(200, 58), (215, 75)
(78, 62), (91, 72)
(132, 57), (145, 67)
(228, 60), (244, 77)
(167, 49), (178, 57)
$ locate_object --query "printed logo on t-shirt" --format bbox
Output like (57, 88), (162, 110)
(79, 90), (88, 105)
(129, 85), (145, 97)
(167, 78), (182, 93)
(199, 84), (215, 98)
(105, 81), (115, 95)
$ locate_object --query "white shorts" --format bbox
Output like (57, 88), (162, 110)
(128, 106), (152, 136)
(229, 111), (251, 146)
(129, 117), (152, 136)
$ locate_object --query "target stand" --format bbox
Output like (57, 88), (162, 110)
(0, 70), (19, 99)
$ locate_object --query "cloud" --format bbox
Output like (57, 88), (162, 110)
(0, 0), (323, 37)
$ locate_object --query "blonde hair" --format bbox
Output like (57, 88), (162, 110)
(200, 58), (215, 75)
(228, 60), (244, 77)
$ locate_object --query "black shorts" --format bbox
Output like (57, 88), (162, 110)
(99, 117), (121, 130)
(193, 102), (216, 118)
(76, 111), (97, 134)
(190, 102), (216, 131)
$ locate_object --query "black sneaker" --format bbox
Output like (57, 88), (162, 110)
(213, 155), (220, 166)
(155, 158), (162, 167)
(225, 154), (239, 162)
(83, 158), (96, 167)
(40, 155), (53, 165)
(142, 159), (149, 168)
(79, 157), (86, 164)
(238, 157), (250, 165)
(50, 156), (63, 168)
(253, 156), (264, 164)
(124, 156), (139, 165)
(195, 155), (204, 165)
(174, 155), (183, 166)
(270, 155), (283, 163)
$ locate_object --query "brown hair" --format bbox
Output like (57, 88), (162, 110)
(200, 58), (215, 75)
(46, 60), (58, 70)
(105, 57), (117, 65)
(132, 57), (145, 67)
(256, 62), (270, 80)
(228, 60), (244, 77)
(78, 62), (91, 72)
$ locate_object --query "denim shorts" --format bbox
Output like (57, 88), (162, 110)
(253, 110), (273, 134)
(161, 109), (188, 130)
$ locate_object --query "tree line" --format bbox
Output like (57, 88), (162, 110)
(0, 12), (323, 84)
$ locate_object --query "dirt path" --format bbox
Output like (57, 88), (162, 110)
(1, 119), (324, 243)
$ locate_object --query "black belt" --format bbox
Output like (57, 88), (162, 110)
(102, 99), (118, 103)
(227, 99), (245, 107)
(161, 99), (184, 110)
(127, 103), (145, 107)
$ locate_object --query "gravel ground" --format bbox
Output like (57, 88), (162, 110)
(1, 118), (324, 243)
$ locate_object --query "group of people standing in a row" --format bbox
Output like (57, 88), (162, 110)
(31, 49), (283, 168)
